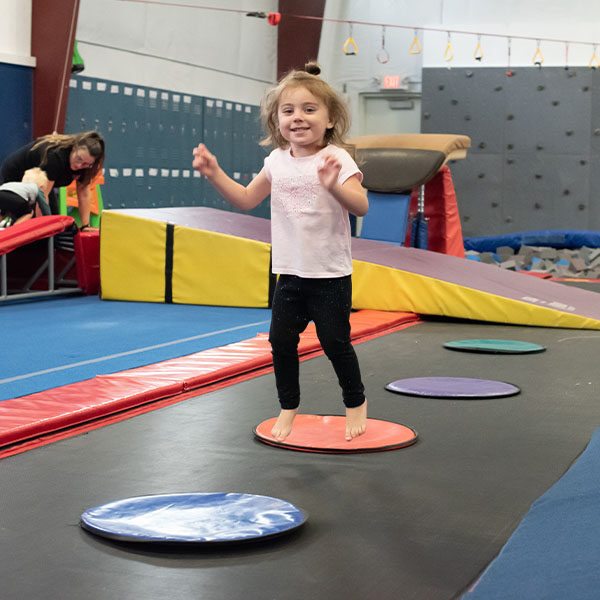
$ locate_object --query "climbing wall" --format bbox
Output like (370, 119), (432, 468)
(421, 67), (600, 237)
(65, 76), (269, 218)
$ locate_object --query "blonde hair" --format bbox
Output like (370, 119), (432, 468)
(32, 131), (105, 186)
(260, 62), (353, 153)
(22, 167), (49, 188)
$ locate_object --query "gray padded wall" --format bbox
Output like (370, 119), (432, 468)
(422, 67), (600, 237)
(65, 76), (269, 219)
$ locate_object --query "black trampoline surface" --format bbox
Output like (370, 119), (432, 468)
(1, 316), (600, 600)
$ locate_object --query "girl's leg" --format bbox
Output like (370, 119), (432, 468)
(308, 276), (365, 406)
(268, 275), (309, 440)
(308, 276), (367, 440)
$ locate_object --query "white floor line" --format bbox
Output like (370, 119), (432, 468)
(0, 320), (271, 385)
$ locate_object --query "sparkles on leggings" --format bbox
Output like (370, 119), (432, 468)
(268, 274), (365, 410)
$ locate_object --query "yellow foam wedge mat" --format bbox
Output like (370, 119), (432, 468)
(172, 226), (271, 307)
(100, 211), (167, 302)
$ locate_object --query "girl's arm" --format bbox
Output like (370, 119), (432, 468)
(14, 212), (33, 225)
(192, 143), (270, 211)
(317, 155), (368, 217)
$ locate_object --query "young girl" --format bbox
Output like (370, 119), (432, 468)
(192, 62), (368, 442)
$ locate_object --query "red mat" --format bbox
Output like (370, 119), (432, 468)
(0, 215), (74, 256)
(254, 414), (418, 453)
(0, 310), (420, 455)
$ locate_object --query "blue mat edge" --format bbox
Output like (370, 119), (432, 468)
(464, 230), (600, 252)
(462, 427), (600, 599)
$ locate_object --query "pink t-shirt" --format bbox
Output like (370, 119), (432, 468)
(262, 145), (363, 278)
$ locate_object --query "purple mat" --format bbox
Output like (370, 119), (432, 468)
(385, 377), (520, 399)
(109, 208), (600, 326)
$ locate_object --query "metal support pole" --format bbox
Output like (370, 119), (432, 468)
(1, 254), (6, 298)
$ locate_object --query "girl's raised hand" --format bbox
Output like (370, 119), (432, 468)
(317, 154), (342, 191)
(192, 144), (219, 178)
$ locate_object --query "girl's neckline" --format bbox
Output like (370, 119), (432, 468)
(288, 145), (329, 159)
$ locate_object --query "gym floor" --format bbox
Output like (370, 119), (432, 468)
(2, 294), (599, 600)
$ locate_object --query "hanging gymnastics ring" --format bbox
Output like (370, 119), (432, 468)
(377, 26), (390, 63)
(533, 43), (544, 67)
(444, 42), (454, 62)
(409, 36), (422, 55)
(474, 40), (484, 61)
(377, 48), (390, 63)
(506, 37), (514, 77)
(343, 37), (358, 55)
(589, 47), (600, 69)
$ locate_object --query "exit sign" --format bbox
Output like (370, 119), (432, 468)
(382, 75), (401, 89)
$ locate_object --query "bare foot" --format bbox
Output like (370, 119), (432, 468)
(345, 399), (367, 441)
(271, 408), (299, 442)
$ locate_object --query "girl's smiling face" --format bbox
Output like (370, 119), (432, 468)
(277, 86), (333, 157)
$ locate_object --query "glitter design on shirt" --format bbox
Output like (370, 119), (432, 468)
(272, 174), (320, 217)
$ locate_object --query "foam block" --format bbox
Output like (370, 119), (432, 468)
(100, 208), (272, 307)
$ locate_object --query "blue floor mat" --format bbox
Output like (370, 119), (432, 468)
(463, 427), (600, 600)
(0, 296), (271, 401)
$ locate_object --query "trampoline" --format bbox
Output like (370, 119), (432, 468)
(1, 312), (600, 600)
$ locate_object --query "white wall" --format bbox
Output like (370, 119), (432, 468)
(317, 0), (600, 135)
(76, 0), (278, 105)
(0, 0), (35, 66)
(6, 1), (600, 122)
(424, 0), (600, 68)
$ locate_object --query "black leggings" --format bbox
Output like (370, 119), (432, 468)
(268, 274), (365, 410)
(0, 190), (32, 219)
